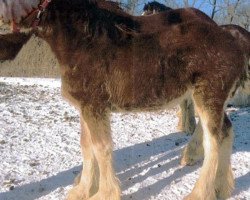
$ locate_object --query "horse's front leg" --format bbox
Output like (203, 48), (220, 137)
(82, 108), (121, 200)
(67, 114), (97, 200)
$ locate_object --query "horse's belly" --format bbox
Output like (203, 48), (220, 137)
(109, 87), (192, 112)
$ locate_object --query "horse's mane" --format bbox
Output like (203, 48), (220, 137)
(42, 0), (219, 43)
(44, 0), (140, 42)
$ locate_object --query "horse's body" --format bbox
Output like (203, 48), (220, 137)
(142, 1), (250, 167)
(0, 0), (248, 199)
(142, 1), (250, 138)
(181, 23), (250, 166)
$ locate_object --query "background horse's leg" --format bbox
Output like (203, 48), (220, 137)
(181, 121), (204, 166)
(67, 114), (97, 200)
(177, 98), (196, 135)
(185, 86), (234, 200)
(83, 108), (120, 200)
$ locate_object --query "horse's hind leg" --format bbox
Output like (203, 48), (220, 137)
(83, 108), (120, 200)
(185, 86), (234, 200)
(177, 98), (196, 134)
(215, 113), (234, 199)
(181, 121), (204, 166)
(67, 114), (97, 200)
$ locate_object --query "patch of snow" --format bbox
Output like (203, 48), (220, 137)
(0, 78), (249, 200)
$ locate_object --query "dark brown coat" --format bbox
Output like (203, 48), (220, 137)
(0, 1), (248, 199)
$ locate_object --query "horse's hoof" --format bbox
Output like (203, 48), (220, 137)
(180, 142), (204, 166)
(184, 194), (197, 200)
(87, 194), (120, 200)
(215, 168), (234, 200)
(184, 184), (217, 200)
(67, 186), (87, 200)
(184, 193), (216, 200)
(180, 148), (200, 166)
(87, 188), (121, 200)
(73, 172), (82, 186)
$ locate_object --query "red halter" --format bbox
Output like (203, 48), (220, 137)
(12, 0), (52, 32)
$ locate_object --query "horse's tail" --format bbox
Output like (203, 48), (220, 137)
(245, 34), (250, 95)
(243, 58), (250, 95)
(243, 32), (250, 95)
(237, 55), (250, 98)
(227, 56), (250, 107)
(221, 25), (250, 95)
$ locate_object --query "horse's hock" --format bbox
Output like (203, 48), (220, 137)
(0, 33), (59, 78)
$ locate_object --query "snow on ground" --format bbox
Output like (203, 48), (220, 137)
(0, 77), (249, 200)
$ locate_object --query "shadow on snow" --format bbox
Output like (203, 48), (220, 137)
(0, 129), (249, 200)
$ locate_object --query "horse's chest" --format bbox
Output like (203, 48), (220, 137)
(60, 65), (109, 108)
(61, 74), (84, 109)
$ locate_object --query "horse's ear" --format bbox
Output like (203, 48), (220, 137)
(0, 32), (32, 61)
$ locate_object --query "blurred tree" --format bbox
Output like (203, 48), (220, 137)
(114, 0), (249, 30)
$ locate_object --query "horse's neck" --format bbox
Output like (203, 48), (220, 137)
(44, 24), (101, 68)
(43, 1), (137, 67)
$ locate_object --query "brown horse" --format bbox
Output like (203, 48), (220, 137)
(143, 1), (250, 136)
(181, 24), (250, 166)
(0, 32), (32, 60)
(142, 2), (250, 167)
(0, 0), (248, 199)
(141, 1), (214, 135)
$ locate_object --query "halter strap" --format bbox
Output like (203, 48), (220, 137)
(32, 0), (52, 28)
(12, 0), (52, 33)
